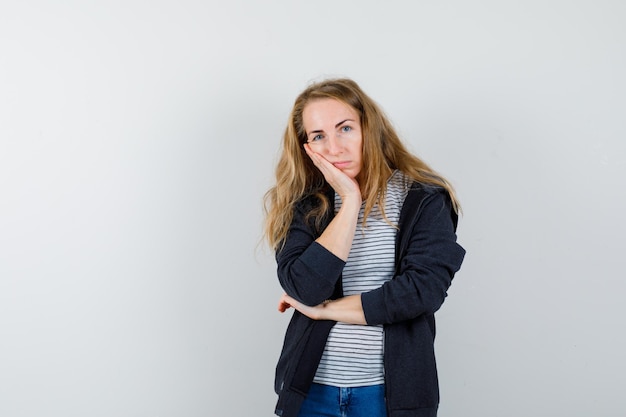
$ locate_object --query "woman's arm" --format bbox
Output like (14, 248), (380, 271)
(278, 189), (465, 325)
(278, 293), (366, 325)
(275, 145), (361, 306)
(361, 190), (466, 325)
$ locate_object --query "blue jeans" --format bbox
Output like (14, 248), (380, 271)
(297, 383), (387, 417)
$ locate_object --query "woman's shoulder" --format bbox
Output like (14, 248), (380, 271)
(398, 176), (453, 218)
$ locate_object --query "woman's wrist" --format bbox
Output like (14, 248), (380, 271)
(338, 194), (362, 214)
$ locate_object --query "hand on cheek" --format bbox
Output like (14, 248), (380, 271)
(303, 144), (361, 201)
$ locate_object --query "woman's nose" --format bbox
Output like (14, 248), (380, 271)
(325, 135), (341, 155)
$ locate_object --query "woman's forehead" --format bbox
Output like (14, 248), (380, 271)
(302, 99), (359, 127)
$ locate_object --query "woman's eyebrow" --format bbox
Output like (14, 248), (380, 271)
(335, 119), (354, 128)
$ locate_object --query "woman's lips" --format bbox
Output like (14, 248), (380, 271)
(332, 161), (350, 169)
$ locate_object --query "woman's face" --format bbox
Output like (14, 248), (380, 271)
(302, 98), (363, 180)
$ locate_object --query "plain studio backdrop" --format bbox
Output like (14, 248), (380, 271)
(1, 1), (625, 416)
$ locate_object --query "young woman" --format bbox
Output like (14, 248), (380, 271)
(264, 78), (466, 417)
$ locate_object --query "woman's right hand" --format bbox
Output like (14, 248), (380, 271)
(303, 143), (361, 261)
(304, 143), (361, 202)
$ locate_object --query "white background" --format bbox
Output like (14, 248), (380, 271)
(1, 1), (625, 416)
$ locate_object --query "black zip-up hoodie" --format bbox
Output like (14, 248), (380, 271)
(274, 181), (466, 417)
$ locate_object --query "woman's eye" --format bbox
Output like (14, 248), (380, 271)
(309, 134), (323, 142)
(341, 126), (352, 133)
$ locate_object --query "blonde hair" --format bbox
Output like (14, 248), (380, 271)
(264, 78), (459, 251)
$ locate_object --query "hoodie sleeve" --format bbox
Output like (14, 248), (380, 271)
(361, 189), (466, 325)
(276, 202), (345, 307)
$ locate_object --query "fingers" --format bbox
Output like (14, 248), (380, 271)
(304, 144), (332, 173)
(278, 293), (293, 313)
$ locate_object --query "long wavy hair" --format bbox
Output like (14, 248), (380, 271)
(264, 78), (459, 252)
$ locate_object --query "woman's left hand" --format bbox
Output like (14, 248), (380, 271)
(278, 293), (325, 320)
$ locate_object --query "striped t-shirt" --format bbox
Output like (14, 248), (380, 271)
(313, 170), (410, 387)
